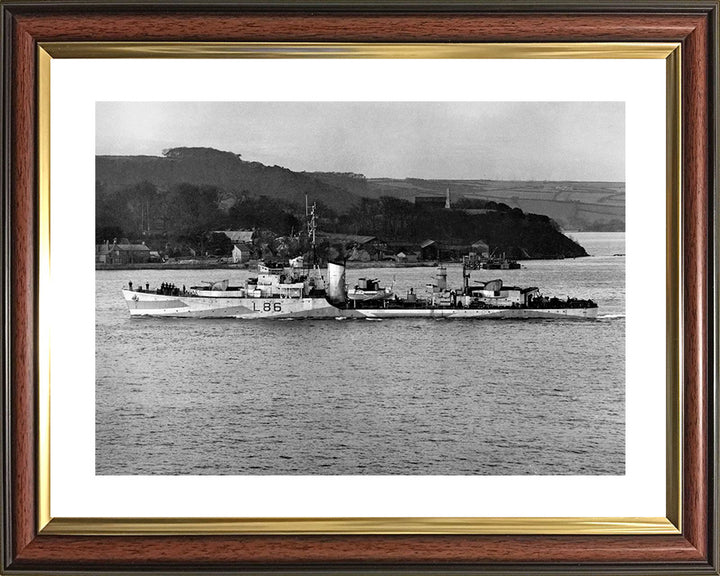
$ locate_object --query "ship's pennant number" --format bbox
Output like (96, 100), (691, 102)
(252, 301), (282, 312)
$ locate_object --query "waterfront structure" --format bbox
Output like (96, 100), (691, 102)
(395, 251), (419, 263)
(96, 239), (151, 264)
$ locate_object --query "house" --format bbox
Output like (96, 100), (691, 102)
(231, 242), (253, 263)
(213, 229), (256, 244)
(419, 239), (439, 261)
(395, 251), (419, 263)
(95, 242), (111, 264)
(96, 240), (151, 264)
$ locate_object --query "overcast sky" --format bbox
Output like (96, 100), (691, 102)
(96, 101), (624, 181)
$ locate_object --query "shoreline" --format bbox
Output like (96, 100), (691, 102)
(96, 260), (444, 271)
(95, 257), (592, 272)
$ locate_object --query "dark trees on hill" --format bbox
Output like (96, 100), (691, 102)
(96, 181), (223, 250)
(95, 182), (586, 259)
(332, 196), (586, 258)
(227, 196), (301, 237)
(95, 225), (123, 244)
(163, 183), (223, 243)
(96, 181), (308, 253)
(206, 233), (234, 256)
(96, 180), (159, 242)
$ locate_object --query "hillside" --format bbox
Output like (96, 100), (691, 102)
(97, 147), (624, 231)
(335, 197), (588, 260)
(311, 174), (625, 231)
(95, 147), (599, 259)
(96, 147), (359, 213)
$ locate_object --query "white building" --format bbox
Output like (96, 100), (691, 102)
(231, 242), (252, 263)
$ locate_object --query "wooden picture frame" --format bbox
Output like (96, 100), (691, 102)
(1, 1), (717, 573)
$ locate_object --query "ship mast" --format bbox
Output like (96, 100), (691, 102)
(305, 194), (318, 266)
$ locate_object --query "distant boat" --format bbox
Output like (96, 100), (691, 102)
(463, 251), (520, 270)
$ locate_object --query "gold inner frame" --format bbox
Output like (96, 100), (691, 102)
(36, 41), (682, 536)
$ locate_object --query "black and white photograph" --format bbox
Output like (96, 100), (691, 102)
(95, 101), (625, 476)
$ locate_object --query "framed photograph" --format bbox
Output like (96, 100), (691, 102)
(1, 1), (717, 574)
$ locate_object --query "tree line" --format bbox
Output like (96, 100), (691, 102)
(96, 181), (586, 259)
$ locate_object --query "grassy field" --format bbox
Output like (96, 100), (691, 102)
(367, 178), (625, 231)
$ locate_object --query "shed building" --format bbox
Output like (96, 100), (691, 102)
(420, 239), (439, 261)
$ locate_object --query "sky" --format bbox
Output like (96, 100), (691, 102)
(96, 101), (624, 181)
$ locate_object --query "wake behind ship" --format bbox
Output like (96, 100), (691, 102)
(122, 261), (598, 320)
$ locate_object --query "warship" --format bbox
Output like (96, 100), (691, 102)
(122, 262), (597, 320)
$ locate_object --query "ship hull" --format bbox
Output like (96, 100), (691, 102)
(122, 290), (338, 318)
(122, 291), (597, 319)
(337, 307), (598, 320)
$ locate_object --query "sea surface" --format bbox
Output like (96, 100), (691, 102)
(96, 231), (625, 475)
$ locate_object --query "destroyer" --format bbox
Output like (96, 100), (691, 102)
(122, 262), (597, 319)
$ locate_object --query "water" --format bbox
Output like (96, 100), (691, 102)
(96, 232), (625, 475)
